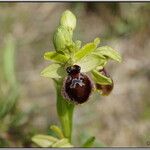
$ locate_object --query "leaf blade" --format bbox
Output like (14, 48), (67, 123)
(83, 136), (95, 147)
(52, 138), (73, 147)
(3, 35), (17, 87)
(31, 134), (58, 147)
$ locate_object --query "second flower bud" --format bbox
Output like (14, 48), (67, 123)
(53, 26), (73, 52)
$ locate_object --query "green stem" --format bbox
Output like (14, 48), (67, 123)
(54, 79), (74, 142)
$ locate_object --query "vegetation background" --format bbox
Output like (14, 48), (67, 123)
(0, 2), (149, 147)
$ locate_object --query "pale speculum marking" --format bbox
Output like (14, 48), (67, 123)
(70, 74), (85, 89)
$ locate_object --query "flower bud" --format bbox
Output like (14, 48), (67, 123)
(53, 26), (73, 52)
(96, 68), (114, 96)
(62, 65), (93, 104)
(60, 10), (76, 31)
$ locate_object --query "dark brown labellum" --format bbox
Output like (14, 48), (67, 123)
(96, 68), (114, 96)
(62, 65), (93, 104)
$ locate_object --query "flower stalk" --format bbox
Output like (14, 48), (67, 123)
(54, 79), (74, 142)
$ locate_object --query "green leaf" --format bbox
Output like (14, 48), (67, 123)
(41, 64), (66, 79)
(10, 111), (28, 127)
(52, 138), (73, 147)
(95, 46), (122, 62)
(76, 54), (106, 73)
(50, 125), (64, 139)
(92, 70), (112, 85)
(44, 51), (69, 63)
(74, 40), (97, 62)
(32, 134), (58, 147)
(0, 88), (19, 119)
(83, 136), (95, 147)
(3, 34), (18, 88)
(60, 143), (74, 147)
(0, 35), (19, 119)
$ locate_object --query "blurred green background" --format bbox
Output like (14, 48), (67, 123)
(0, 2), (150, 147)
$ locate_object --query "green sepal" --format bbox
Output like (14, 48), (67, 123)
(44, 51), (69, 64)
(92, 69), (112, 85)
(82, 136), (95, 147)
(41, 63), (66, 79)
(76, 54), (106, 73)
(95, 46), (122, 62)
(31, 134), (58, 147)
